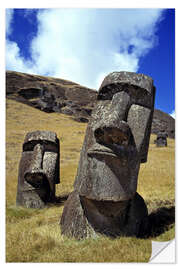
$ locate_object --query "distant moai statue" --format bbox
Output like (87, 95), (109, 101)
(60, 71), (156, 239)
(154, 130), (168, 147)
(16, 131), (60, 208)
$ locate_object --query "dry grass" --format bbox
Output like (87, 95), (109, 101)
(6, 99), (175, 262)
(138, 135), (175, 212)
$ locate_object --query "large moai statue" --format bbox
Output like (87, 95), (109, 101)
(60, 71), (156, 239)
(16, 130), (60, 208)
(155, 130), (168, 147)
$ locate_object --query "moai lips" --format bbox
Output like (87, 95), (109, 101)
(60, 71), (156, 239)
(16, 130), (60, 208)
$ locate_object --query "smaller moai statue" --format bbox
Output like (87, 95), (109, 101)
(16, 131), (60, 208)
(60, 71), (156, 239)
(155, 130), (168, 147)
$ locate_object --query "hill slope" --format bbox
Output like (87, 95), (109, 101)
(6, 70), (175, 138)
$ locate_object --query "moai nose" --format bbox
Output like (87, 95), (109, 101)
(24, 144), (45, 186)
(110, 91), (131, 123)
(31, 144), (44, 170)
(35, 143), (44, 161)
(94, 91), (131, 145)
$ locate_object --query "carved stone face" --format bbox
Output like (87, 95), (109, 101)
(156, 131), (168, 147)
(16, 131), (60, 208)
(74, 72), (155, 202)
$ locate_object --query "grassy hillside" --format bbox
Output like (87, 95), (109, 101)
(6, 99), (175, 262)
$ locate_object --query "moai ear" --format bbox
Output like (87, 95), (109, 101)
(127, 104), (153, 163)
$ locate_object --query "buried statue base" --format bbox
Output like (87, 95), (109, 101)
(60, 191), (148, 239)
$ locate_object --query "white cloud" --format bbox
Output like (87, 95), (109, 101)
(170, 110), (175, 119)
(6, 9), (14, 36)
(6, 40), (32, 73)
(6, 8), (164, 89)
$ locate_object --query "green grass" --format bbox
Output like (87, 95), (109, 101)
(6, 99), (175, 262)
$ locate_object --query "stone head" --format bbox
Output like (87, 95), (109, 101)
(74, 71), (155, 202)
(16, 130), (60, 208)
(156, 130), (168, 147)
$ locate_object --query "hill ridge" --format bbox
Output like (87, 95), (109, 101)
(6, 70), (175, 138)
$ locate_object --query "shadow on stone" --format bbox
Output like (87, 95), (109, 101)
(138, 206), (175, 238)
(53, 194), (69, 206)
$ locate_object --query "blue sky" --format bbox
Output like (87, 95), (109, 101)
(6, 8), (175, 117)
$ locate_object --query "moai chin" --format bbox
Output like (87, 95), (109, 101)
(155, 130), (168, 147)
(16, 130), (60, 208)
(60, 71), (156, 239)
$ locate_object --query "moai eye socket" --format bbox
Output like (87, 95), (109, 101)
(42, 141), (59, 152)
(97, 84), (123, 100)
(23, 140), (58, 152)
(23, 141), (36, 151)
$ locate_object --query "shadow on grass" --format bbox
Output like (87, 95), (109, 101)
(139, 206), (175, 238)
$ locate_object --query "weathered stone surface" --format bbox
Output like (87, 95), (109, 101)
(60, 191), (148, 239)
(6, 70), (175, 134)
(16, 130), (60, 208)
(60, 71), (155, 238)
(6, 70), (97, 122)
(60, 191), (96, 239)
(80, 191), (148, 238)
(99, 71), (155, 95)
(154, 130), (168, 147)
(37, 91), (56, 112)
(127, 104), (152, 162)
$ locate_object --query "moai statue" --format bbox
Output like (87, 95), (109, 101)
(60, 71), (156, 239)
(16, 130), (60, 208)
(155, 130), (168, 147)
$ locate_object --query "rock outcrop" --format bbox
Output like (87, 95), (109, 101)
(6, 70), (175, 138)
(6, 70), (97, 121)
(151, 109), (175, 138)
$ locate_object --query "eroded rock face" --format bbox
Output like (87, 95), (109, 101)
(154, 130), (168, 147)
(6, 71), (175, 133)
(16, 131), (60, 208)
(6, 70), (97, 122)
(60, 71), (156, 239)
